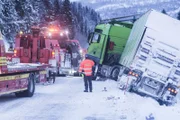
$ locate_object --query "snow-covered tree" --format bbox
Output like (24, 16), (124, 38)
(177, 11), (180, 20)
(62, 0), (74, 38)
(0, 0), (100, 45)
(161, 9), (167, 15)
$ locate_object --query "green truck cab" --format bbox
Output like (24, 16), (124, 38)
(87, 22), (133, 80)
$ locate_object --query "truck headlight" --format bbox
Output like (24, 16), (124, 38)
(79, 49), (83, 54)
(48, 32), (52, 37)
(69, 69), (76, 74)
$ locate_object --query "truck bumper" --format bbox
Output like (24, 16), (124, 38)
(134, 77), (177, 105)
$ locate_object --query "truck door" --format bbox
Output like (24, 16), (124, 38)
(87, 32), (106, 64)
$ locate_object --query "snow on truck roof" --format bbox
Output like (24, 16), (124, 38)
(144, 9), (180, 51)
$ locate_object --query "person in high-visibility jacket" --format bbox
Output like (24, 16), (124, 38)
(79, 56), (95, 92)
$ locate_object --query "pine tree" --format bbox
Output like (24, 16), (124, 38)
(177, 11), (180, 20)
(43, 0), (55, 22)
(62, 0), (74, 38)
(15, 0), (25, 18)
(0, 0), (100, 44)
(54, 0), (60, 15)
(162, 9), (167, 15)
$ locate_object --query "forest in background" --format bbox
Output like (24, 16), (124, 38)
(0, 0), (101, 44)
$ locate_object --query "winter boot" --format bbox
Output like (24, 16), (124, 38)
(84, 90), (88, 92)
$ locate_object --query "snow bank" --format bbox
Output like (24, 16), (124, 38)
(60, 78), (180, 120)
(0, 77), (180, 120)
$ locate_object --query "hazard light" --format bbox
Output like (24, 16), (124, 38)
(48, 32), (52, 37)
(79, 49), (83, 54)
(60, 33), (64, 36)
(14, 50), (17, 56)
(19, 31), (23, 35)
(65, 30), (69, 35)
(52, 51), (55, 58)
(48, 26), (60, 32)
(49, 28), (58, 32)
(128, 71), (139, 78)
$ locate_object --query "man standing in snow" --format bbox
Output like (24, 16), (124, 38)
(79, 55), (95, 92)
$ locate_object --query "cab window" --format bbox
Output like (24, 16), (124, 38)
(92, 33), (101, 43)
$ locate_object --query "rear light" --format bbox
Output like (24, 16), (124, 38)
(135, 74), (138, 77)
(129, 71), (132, 75)
(52, 51), (55, 58)
(14, 50), (17, 56)
(171, 89), (174, 92)
(168, 88), (178, 94)
(14, 50), (17, 54)
(129, 71), (139, 78)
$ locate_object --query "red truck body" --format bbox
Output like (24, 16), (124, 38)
(12, 26), (83, 76)
(0, 38), (48, 97)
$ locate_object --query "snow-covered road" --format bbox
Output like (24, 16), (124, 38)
(0, 77), (180, 120)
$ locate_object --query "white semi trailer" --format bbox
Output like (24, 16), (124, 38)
(118, 9), (180, 105)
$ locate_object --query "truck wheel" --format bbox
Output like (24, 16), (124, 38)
(15, 73), (35, 97)
(111, 67), (120, 81)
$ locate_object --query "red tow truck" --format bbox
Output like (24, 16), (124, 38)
(13, 25), (83, 76)
(44, 25), (84, 76)
(12, 27), (57, 82)
(0, 35), (48, 97)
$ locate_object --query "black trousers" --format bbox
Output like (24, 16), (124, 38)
(84, 75), (92, 91)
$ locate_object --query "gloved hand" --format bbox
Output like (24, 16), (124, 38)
(80, 72), (84, 77)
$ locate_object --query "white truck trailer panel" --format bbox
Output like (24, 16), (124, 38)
(119, 9), (180, 104)
(120, 9), (180, 72)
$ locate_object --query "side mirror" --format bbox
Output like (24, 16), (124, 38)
(87, 32), (93, 44)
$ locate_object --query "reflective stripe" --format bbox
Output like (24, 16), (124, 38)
(0, 73), (29, 81)
(84, 72), (92, 74)
(0, 88), (28, 95)
(84, 72), (92, 76)
(0, 57), (7, 66)
(83, 68), (92, 70)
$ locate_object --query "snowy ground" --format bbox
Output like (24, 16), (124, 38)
(0, 77), (180, 120)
